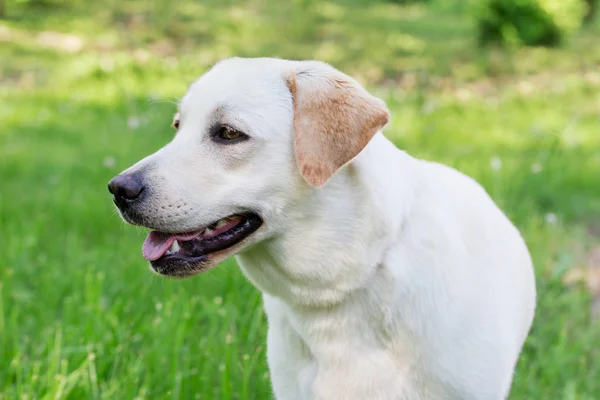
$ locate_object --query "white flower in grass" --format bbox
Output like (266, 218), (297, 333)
(99, 57), (114, 72)
(456, 88), (471, 102)
(147, 92), (160, 103)
(127, 116), (141, 129)
(58, 104), (71, 113)
(531, 163), (543, 174)
(517, 80), (534, 96)
(102, 156), (116, 169)
(545, 213), (558, 224)
(421, 101), (437, 115)
(38, 110), (51, 122)
(486, 97), (499, 109)
(48, 175), (60, 186)
(490, 156), (502, 171)
(553, 81), (566, 94)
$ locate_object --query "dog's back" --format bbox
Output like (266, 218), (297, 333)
(384, 158), (536, 398)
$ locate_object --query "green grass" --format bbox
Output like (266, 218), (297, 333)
(1, 0), (600, 398)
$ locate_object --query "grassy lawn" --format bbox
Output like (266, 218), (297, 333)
(1, 0), (600, 398)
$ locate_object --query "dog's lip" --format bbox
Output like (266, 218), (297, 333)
(142, 215), (245, 261)
(145, 212), (263, 276)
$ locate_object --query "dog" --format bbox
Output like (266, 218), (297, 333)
(109, 57), (536, 400)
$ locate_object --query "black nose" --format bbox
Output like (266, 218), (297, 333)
(108, 173), (145, 208)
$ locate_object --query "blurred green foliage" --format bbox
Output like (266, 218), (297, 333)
(386, 0), (431, 4)
(3, 0), (82, 11)
(477, 0), (588, 46)
(584, 0), (598, 22)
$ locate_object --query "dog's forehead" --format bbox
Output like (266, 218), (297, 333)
(180, 58), (290, 116)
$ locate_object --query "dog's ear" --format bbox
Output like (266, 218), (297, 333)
(286, 62), (389, 187)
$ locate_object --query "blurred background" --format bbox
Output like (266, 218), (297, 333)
(1, 0), (599, 398)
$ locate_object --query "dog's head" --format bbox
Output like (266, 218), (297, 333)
(109, 58), (389, 278)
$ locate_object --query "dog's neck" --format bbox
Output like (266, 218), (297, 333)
(236, 133), (415, 308)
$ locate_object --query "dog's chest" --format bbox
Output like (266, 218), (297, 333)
(264, 295), (422, 400)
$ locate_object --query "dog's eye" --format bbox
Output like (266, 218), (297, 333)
(213, 126), (248, 143)
(172, 119), (180, 130)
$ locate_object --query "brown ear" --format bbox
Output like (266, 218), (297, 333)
(286, 62), (389, 187)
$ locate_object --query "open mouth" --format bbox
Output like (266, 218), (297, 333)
(142, 212), (262, 276)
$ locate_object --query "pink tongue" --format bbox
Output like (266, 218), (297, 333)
(142, 231), (200, 261)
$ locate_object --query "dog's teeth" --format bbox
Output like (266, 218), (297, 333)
(215, 220), (227, 229)
(172, 241), (180, 252)
(203, 228), (214, 237)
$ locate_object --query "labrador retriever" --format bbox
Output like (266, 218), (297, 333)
(108, 57), (536, 400)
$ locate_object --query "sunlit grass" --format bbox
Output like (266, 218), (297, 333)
(1, 0), (599, 398)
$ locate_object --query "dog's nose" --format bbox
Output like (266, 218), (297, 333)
(108, 173), (145, 207)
